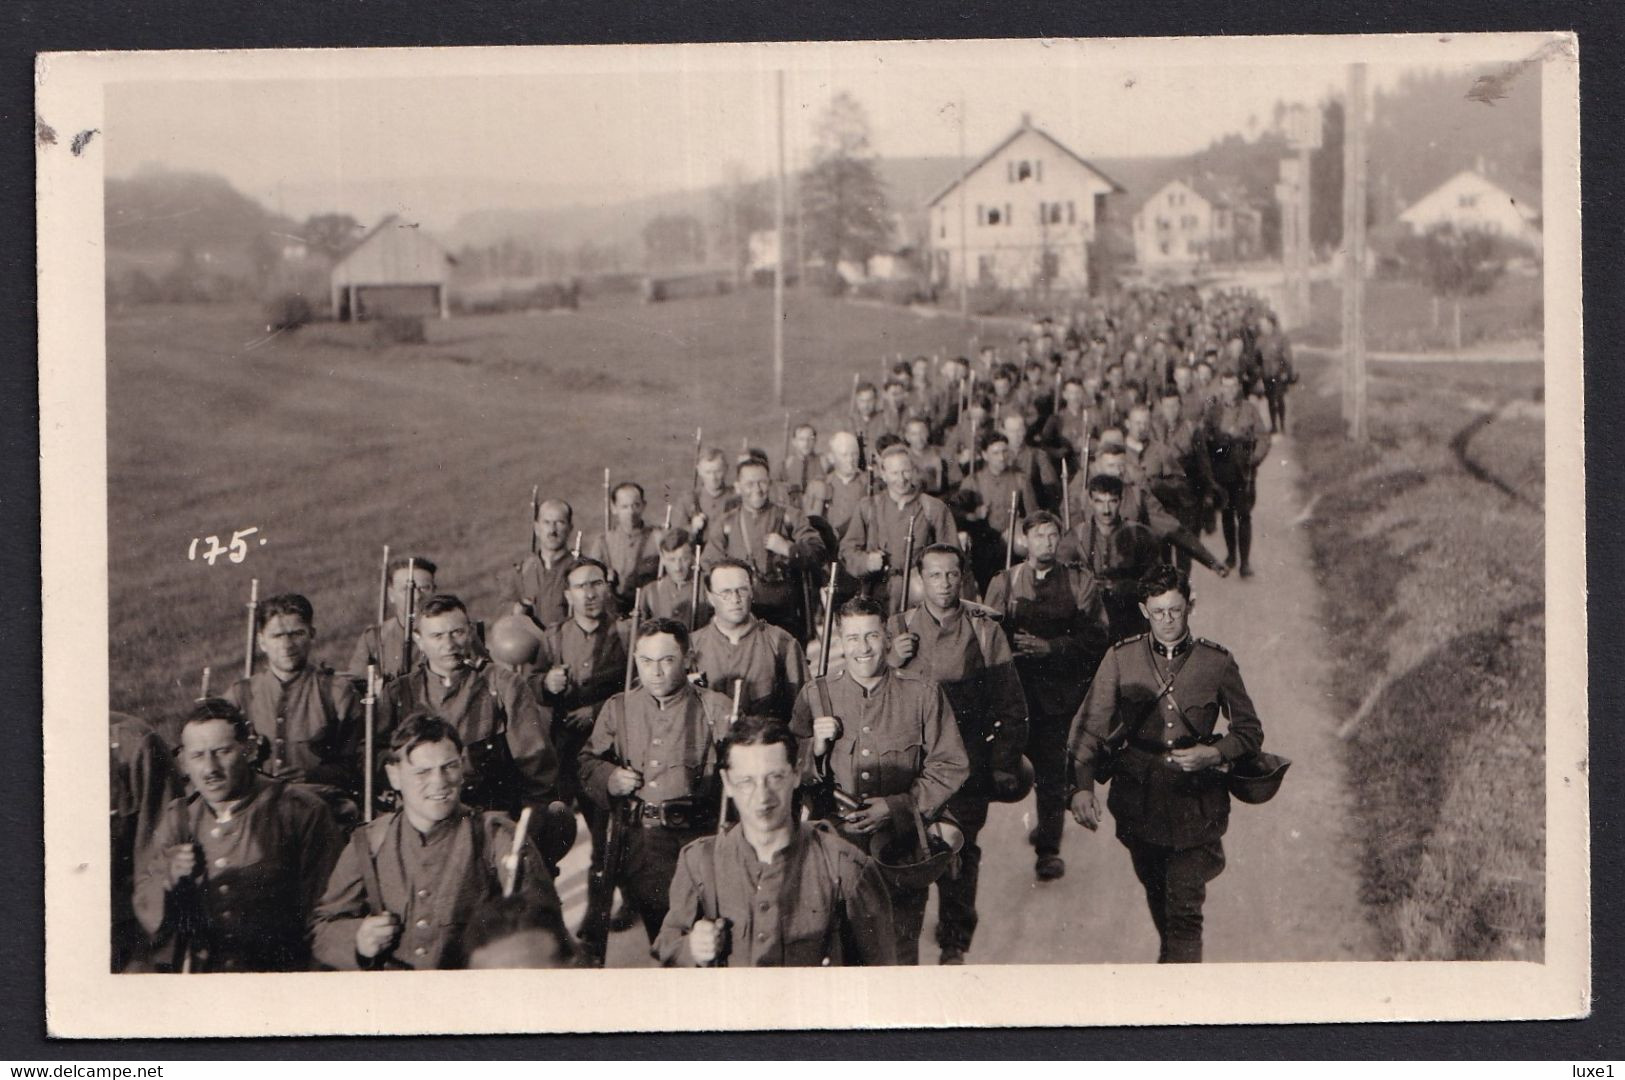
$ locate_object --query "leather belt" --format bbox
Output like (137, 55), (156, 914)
(1129, 736), (1198, 755)
(636, 798), (712, 831)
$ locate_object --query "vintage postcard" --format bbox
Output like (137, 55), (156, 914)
(37, 32), (1584, 1036)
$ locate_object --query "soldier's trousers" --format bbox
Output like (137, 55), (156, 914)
(1264, 379), (1289, 434)
(619, 825), (706, 943)
(933, 792), (989, 954)
(1216, 477), (1256, 571)
(1026, 704), (1074, 856)
(892, 882), (930, 966)
(1123, 836), (1226, 963)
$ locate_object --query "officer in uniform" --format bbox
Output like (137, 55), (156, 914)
(225, 593), (363, 823)
(888, 543), (1028, 964)
(690, 559), (809, 722)
(790, 596), (970, 964)
(498, 498), (577, 630)
(377, 594), (562, 848)
(137, 700), (342, 972)
(1205, 368), (1271, 578)
(1068, 565), (1265, 963)
(983, 512), (1109, 881)
(702, 457), (827, 638)
(655, 716), (896, 966)
(348, 556), (437, 680)
(578, 617), (736, 943)
(310, 713), (563, 970)
(840, 443), (961, 613)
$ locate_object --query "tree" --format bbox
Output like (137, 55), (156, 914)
(302, 213), (364, 260)
(1309, 98), (1345, 251)
(643, 213), (706, 272)
(1397, 223), (1508, 350)
(799, 92), (893, 283)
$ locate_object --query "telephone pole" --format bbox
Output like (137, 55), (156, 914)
(1341, 63), (1369, 441)
(773, 69), (786, 408)
(957, 95), (969, 323)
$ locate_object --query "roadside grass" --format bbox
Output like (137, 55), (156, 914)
(108, 290), (979, 725)
(1295, 273), (1543, 353)
(1291, 352), (1546, 959)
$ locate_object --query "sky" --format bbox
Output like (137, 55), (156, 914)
(101, 38), (1537, 231)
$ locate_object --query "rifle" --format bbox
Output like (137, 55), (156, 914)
(581, 758), (640, 967)
(377, 544), (391, 627)
(808, 562), (861, 823)
(362, 664), (377, 823)
(402, 558), (418, 673)
(501, 805), (533, 899)
(242, 578), (259, 679)
(602, 468), (612, 538)
(1061, 458), (1071, 532)
(528, 488), (540, 556)
(896, 511), (920, 616)
(692, 427), (703, 497)
(197, 666), (211, 701)
(688, 544), (703, 632)
(1004, 490), (1020, 571)
(624, 589), (643, 692)
(572, 530), (583, 559)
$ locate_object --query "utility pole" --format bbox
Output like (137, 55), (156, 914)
(1341, 63), (1368, 441)
(957, 94), (969, 324)
(773, 69), (786, 408)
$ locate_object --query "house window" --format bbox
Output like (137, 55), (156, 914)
(986, 206), (1001, 226)
(1159, 241), (1171, 256)
(1017, 161), (1033, 181)
(1067, 201), (1076, 224)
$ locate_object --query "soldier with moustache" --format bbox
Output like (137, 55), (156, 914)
(137, 700), (342, 972)
(578, 617), (736, 944)
(839, 443), (961, 615)
(983, 512), (1109, 882)
(1068, 565), (1265, 963)
(887, 543), (1028, 964)
(702, 456), (827, 638)
(498, 498), (578, 631)
(1063, 443), (1228, 581)
(310, 713), (563, 970)
(790, 596), (970, 964)
(690, 559), (808, 723)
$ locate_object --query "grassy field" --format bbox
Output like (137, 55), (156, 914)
(1291, 351), (1545, 960)
(1296, 272), (1543, 353)
(108, 290), (981, 721)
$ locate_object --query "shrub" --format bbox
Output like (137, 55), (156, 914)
(264, 292), (315, 331)
(373, 315), (426, 346)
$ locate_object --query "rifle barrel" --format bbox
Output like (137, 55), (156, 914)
(243, 578), (259, 679)
(623, 588), (644, 692)
(363, 665), (376, 823)
(377, 544), (391, 627)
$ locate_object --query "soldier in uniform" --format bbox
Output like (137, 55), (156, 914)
(1147, 386), (1220, 574)
(377, 594), (561, 843)
(348, 555), (437, 680)
(802, 431), (869, 542)
(677, 447), (737, 547)
(136, 700), (342, 972)
(310, 713), (563, 970)
(656, 716), (897, 966)
(839, 443), (960, 613)
(774, 422), (827, 509)
(702, 457), (827, 638)
(1064, 444), (1228, 580)
(578, 617), (736, 943)
(1068, 565), (1265, 963)
(1257, 313), (1297, 436)
(983, 512), (1109, 881)
(1205, 368), (1272, 578)
(498, 498), (577, 631)
(849, 381), (894, 464)
(585, 481), (664, 614)
(1002, 410), (1060, 512)
(111, 711), (180, 972)
(690, 559), (809, 722)
(225, 593), (362, 823)
(790, 596), (970, 964)
(959, 432), (1039, 566)
(639, 528), (710, 629)
(887, 544), (1028, 964)
(902, 416), (958, 499)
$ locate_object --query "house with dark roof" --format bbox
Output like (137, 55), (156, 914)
(925, 115), (1123, 294)
(328, 214), (457, 321)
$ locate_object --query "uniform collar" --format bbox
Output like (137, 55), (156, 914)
(1151, 634), (1193, 660)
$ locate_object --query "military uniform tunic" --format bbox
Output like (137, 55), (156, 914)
(225, 665), (361, 794)
(585, 524), (664, 610)
(702, 502), (827, 633)
(689, 618), (808, 723)
(839, 491), (960, 610)
(497, 549), (576, 630)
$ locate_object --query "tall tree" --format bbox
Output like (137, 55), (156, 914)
(799, 92), (893, 279)
(302, 213), (364, 259)
(1397, 223), (1508, 350)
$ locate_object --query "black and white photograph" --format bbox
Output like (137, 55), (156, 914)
(36, 32), (1585, 1035)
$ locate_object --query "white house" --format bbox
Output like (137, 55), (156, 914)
(1132, 176), (1262, 270)
(926, 116), (1123, 293)
(1398, 169), (1541, 249)
(329, 214), (457, 321)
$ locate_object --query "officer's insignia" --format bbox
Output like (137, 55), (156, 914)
(1114, 632), (1148, 649)
(1195, 637), (1229, 654)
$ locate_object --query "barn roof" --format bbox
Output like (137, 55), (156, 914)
(926, 119), (1126, 208)
(330, 214), (457, 285)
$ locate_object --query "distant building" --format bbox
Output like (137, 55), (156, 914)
(926, 115), (1123, 294)
(1132, 176), (1263, 271)
(1398, 168), (1541, 249)
(329, 214), (457, 321)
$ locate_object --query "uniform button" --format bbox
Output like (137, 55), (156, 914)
(862, 726), (871, 733)
(650, 760), (660, 767)
(417, 889), (430, 898)
(756, 933), (768, 942)
(221, 910), (233, 919)
(1165, 722), (1173, 728)
(860, 771), (871, 780)
(414, 947), (427, 957)
(214, 857), (229, 868)
(210, 827), (222, 838)
(652, 738), (661, 745)
(217, 884), (230, 895)
(416, 919), (429, 929)
(860, 749), (871, 757)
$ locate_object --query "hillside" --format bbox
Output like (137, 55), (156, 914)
(105, 167), (297, 253)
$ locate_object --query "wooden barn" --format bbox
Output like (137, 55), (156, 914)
(329, 214), (456, 321)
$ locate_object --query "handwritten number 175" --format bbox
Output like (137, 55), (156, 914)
(188, 527), (263, 566)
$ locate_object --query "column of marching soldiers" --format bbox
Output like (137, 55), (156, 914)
(110, 284), (1299, 974)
